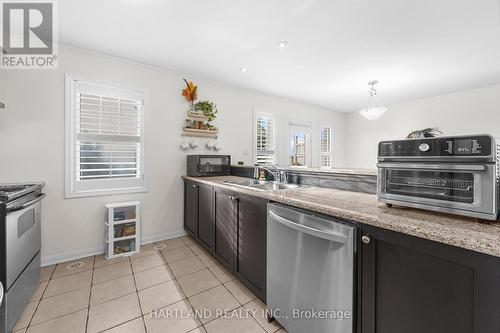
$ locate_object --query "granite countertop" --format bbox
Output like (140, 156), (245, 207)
(183, 175), (500, 258)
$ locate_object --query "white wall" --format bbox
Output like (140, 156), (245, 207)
(346, 84), (500, 169)
(0, 45), (347, 265)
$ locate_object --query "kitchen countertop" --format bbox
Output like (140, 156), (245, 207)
(183, 175), (500, 258)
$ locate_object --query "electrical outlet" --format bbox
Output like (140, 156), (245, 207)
(242, 148), (249, 156)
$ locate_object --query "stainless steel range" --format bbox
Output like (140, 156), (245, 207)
(0, 183), (45, 333)
(377, 135), (499, 220)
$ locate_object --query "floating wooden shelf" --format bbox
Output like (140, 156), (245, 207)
(187, 111), (207, 120)
(182, 127), (218, 139)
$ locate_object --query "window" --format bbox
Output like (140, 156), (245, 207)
(320, 127), (332, 168)
(65, 75), (147, 198)
(288, 120), (312, 168)
(255, 114), (275, 165)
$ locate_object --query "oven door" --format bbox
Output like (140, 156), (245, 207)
(5, 194), (44, 289)
(377, 163), (497, 219)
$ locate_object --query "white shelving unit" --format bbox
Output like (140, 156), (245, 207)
(105, 201), (140, 259)
(183, 110), (219, 139)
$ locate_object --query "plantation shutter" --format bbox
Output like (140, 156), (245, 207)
(75, 82), (143, 181)
(320, 127), (332, 168)
(256, 115), (275, 165)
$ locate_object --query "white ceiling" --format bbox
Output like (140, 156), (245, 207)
(59, 0), (500, 112)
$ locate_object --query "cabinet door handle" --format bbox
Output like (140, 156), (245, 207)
(192, 184), (197, 189)
(362, 235), (371, 244)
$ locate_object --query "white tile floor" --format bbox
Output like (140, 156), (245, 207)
(13, 236), (286, 333)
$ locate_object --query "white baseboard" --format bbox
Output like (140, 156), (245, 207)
(41, 229), (187, 267)
(41, 246), (104, 267)
(141, 230), (188, 245)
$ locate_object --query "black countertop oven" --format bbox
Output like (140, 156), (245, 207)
(187, 155), (231, 177)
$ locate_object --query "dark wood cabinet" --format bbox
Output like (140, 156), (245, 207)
(235, 194), (268, 301)
(183, 180), (198, 237)
(184, 180), (268, 302)
(213, 187), (236, 271)
(183, 181), (214, 252)
(197, 183), (214, 251)
(359, 224), (500, 333)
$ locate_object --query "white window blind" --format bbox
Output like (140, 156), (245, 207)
(65, 75), (147, 198)
(320, 127), (332, 168)
(256, 115), (275, 165)
(77, 92), (142, 180)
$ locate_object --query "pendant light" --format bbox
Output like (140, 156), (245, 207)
(358, 80), (388, 120)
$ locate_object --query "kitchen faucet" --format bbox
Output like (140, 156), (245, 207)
(254, 164), (288, 183)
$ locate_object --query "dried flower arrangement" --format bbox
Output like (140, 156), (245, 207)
(182, 79), (198, 110)
(182, 79), (218, 132)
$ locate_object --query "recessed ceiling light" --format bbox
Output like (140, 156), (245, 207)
(240, 67), (247, 72)
(276, 40), (289, 49)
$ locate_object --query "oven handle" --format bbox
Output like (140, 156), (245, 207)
(7, 193), (46, 212)
(377, 163), (487, 172)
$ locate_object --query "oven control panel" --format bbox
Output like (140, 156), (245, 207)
(378, 135), (493, 158)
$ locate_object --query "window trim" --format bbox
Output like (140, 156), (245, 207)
(64, 74), (149, 198)
(253, 111), (277, 166)
(287, 118), (312, 168)
(319, 126), (333, 169)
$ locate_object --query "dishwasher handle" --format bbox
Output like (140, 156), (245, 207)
(269, 210), (348, 244)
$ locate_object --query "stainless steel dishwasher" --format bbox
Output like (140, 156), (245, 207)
(267, 203), (356, 333)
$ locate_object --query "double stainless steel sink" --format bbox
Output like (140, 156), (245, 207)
(223, 179), (301, 191)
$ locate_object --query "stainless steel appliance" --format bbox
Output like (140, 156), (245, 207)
(186, 155), (231, 177)
(0, 183), (45, 333)
(267, 203), (356, 333)
(377, 135), (500, 220)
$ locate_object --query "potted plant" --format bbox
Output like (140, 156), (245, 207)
(406, 128), (442, 139)
(194, 101), (218, 130)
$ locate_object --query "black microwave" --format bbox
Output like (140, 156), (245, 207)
(187, 155), (231, 177)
